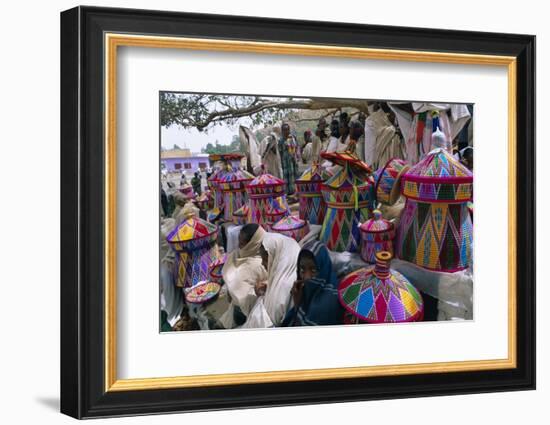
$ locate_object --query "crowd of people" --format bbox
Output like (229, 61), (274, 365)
(243, 102), (472, 195)
(160, 101), (474, 331)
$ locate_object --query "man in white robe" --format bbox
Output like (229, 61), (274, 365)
(364, 103), (405, 169)
(219, 224), (268, 328)
(243, 233), (300, 328)
(388, 102), (471, 164)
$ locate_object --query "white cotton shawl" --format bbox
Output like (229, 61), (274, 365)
(259, 133), (283, 178)
(221, 226), (268, 317)
(243, 233), (300, 328)
(239, 125), (262, 173)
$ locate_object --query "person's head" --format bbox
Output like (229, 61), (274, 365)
(259, 244), (269, 269)
(461, 147), (473, 170)
(303, 130), (312, 144)
(238, 223), (260, 249)
(339, 112), (350, 138)
(330, 119), (340, 138)
(281, 122), (291, 138)
(298, 251), (317, 281)
(298, 240), (336, 285)
(349, 120), (364, 140)
(317, 117), (327, 131)
(194, 171), (199, 178)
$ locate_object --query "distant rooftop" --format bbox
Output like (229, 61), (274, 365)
(161, 148), (192, 159)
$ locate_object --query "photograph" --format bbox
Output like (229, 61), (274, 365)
(159, 92), (474, 331)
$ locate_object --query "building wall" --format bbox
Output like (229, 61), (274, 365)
(161, 157), (209, 172)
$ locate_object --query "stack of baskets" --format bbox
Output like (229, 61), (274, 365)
(319, 152), (374, 252)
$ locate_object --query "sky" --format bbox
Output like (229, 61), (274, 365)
(160, 94), (281, 153)
(160, 117), (256, 153)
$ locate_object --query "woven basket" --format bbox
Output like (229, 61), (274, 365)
(206, 168), (226, 221)
(295, 163), (332, 225)
(245, 172), (288, 228)
(270, 215), (310, 242)
(338, 251), (424, 323)
(396, 148), (473, 272)
(318, 152), (374, 253)
(166, 209), (219, 288)
(217, 167), (253, 221)
(374, 158), (410, 205)
(359, 209), (395, 263)
(209, 253), (227, 283)
(232, 204), (249, 225)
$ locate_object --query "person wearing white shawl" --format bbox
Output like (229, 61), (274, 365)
(219, 224), (268, 328)
(239, 125), (262, 175)
(259, 123), (283, 178)
(364, 103), (405, 169)
(243, 233), (301, 328)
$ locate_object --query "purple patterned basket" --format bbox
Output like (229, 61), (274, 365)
(166, 209), (219, 288)
(270, 215), (310, 242)
(359, 210), (395, 263)
(245, 172), (288, 228)
(295, 163), (332, 225)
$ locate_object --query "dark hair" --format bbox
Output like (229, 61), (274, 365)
(330, 119), (340, 138)
(239, 223), (260, 245)
(339, 112), (350, 126)
(297, 250), (316, 280)
(350, 120), (362, 129)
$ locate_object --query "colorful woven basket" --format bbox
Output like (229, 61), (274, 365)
(209, 253), (227, 282)
(195, 191), (212, 210)
(374, 158), (410, 205)
(396, 148), (473, 272)
(338, 251), (424, 323)
(270, 215), (310, 242)
(266, 196), (290, 228)
(206, 167), (225, 222)
(217, 166), (254, 222)
(185, 281), (221, 304)
(232, 204), (249, 225)
(208, 153), (244, 168)
(245, 171), (288, 229)
(359, 209), (395, 263)
(319, 152), (374, 253)
(295, 163), (332, 225)
(166, 207), (219, 288)
(178, 183), (195, 199)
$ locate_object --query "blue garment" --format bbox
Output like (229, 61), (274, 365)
(282, 240), (344, 326)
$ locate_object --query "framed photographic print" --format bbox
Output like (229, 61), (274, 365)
(60, 5), (536, 419)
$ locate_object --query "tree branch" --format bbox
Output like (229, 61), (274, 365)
(161, 93), (371, 131)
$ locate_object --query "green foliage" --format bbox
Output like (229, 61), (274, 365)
(200, 136), (241, 154)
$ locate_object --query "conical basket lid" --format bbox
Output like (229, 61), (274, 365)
(338, 252), (423, 323)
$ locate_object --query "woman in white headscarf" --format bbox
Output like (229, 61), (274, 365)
(243, 232), (301, 328)
(259, 123), (283, 178)
(219, 224), (268, 328)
